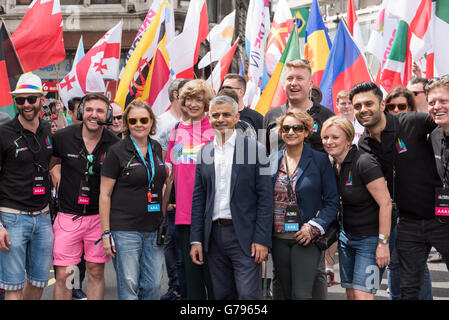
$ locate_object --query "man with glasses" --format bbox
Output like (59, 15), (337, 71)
(221, 74), (264, 139)
(352, 81), (442, 300)
(0, 74), (54, 300)
(108, 103), (124, 138)
(49, 93), (119, 300)
(408, 77), (428, 113)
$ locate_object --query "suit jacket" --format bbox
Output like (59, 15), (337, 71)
(269, 145), (339, 233)
(190, 132), (273, 257)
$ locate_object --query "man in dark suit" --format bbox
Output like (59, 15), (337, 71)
(190, 95), (273, 300)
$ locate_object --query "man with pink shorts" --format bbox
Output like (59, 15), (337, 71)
(50, 93), (119, 300)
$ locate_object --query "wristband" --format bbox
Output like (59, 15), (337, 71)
(101, 230), (111, 239)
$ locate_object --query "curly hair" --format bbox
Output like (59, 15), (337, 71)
(179, 79), (215, 112)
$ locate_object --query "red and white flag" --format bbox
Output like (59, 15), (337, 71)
(11, 0), (65, 72)
(76, 21), (122, 93)
(59, 37), (85, 107)
(347, 0), (364, 51)
(207, 39), (239, 93)
(166, 0), (208, 79)
(59, 22), (122, 105)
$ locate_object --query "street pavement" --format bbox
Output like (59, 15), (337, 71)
(40, 248), (449, 300)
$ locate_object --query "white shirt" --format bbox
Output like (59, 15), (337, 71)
(212, 130), (236, 221)
(352, 118), (365, 145)
(153, 110), (179, 151)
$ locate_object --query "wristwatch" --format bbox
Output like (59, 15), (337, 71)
(378, 234), (390, 244)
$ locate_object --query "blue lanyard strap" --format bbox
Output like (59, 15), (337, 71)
(130, 136), (155, 188)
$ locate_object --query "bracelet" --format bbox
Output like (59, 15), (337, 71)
(101, 230), (111, 239)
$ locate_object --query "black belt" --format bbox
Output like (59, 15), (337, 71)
(213, 219), (233, 226)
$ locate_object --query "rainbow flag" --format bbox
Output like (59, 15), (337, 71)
(304, 0), (332, 86)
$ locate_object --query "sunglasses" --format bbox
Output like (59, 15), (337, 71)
(281, 124), (305, 133)
(14, 95), (39, 105)
(386, 103), (408, 112)
(128, 117), (150, 125)
(113, 115), (123, 121)
(221, 85), (242, 90)
(87, 154), (95, 175)
(412, 90), (425, 96)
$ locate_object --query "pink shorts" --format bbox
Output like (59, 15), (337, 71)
(53, 213), (110, 266)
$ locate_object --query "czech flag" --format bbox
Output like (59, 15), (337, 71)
(320, 20), (372, 112)
(304, 0), (332, 86)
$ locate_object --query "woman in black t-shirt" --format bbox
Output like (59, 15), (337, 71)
(321, 116), (391, 300)
(99, 100), (167, 300)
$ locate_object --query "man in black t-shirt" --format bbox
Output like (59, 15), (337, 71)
(352, 81), (446, 300)
(50, 93), (119, 300)
(0, 74), (54, 300)
(263, 60), (334, 155)
(221, 73), (264, 139)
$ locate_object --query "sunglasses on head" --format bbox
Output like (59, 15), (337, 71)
(281, 124), (305, 133)
(14, 95), (39, 105)
(128, 117), (150, 125)
(386, 103), (408, 111)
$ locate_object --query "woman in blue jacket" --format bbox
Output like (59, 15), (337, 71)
(270, 111), (339, 300)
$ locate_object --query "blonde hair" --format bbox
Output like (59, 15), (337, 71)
(321, 116), (355, 143)
(122, 100), (157, 137)
(336, 90), (351, 103)
(179, 79), (215, 112)
(276, 111), (314, 135)
(284, 59), (312, 78)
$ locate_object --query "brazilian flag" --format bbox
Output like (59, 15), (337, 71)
(291, 7), (309, 38)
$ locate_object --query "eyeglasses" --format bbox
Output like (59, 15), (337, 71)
(412, 91), (425, 96)
(113, 115), (123, 121)
(300, 59), (310, 64)
(14, 95), (39, 105)
(281, 124), (305, 133)
(386, 103), (408, 112)
(128, 117), (150, 125)
(221, 86), (242, 90)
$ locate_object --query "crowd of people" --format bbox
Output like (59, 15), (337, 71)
(0, 59), (449, 301)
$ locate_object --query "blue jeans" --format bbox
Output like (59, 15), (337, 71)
(111, 230), (164, 300)
(0, 211), (54, 290)
(338, 229), (380, 294)
(386, 225), (433, 300)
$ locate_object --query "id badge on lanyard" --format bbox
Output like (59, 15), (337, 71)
(33, 175), (45, 195)
(435, 188), (449, 216)
(78, 178), (90, 205)
(130, 137), (160, 213)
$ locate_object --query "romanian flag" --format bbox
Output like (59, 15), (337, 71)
(304, 0), (332, 86)
(320, 20), (372, 112)
(0, 20), (23, 116)
(255, 24), (300, 116)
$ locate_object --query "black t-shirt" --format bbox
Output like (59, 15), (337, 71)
(338, 146), (385, 237)
(52, 124), (120, 215)
(101, 136), (166, 232)
(263, 101), (335, 154)
(0, 116), (53, 211)
(358, 112), (441, 220)
(239, 107), (264, 138)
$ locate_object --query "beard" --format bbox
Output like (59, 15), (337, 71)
(17, 103), (41, 121)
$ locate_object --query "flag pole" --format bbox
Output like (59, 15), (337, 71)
(55, 63), (59, 100)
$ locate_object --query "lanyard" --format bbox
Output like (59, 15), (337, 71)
(441, 135), (449, 188)
(130, 136), (155, 188)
